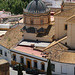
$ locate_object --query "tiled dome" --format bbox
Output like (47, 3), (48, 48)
(26, 0), (48, 13)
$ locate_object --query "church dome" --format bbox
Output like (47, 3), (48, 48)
(26, 0), (48, 13)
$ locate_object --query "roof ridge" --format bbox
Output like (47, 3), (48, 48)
(43, 36), (67, 51)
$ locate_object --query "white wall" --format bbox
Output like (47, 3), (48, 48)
(0, 45), (11, 64)
(11, 52), (47, 71)
(24, 31), (53, 42)
(67, 22), (75, 49)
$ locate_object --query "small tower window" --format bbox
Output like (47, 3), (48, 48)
(31, 20), (33, 24)
(41, 20), (43, 24)
(65, 24), (67, 30)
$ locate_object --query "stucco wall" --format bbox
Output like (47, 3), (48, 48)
(55, 16), (67, 40)
(0, 45), (11, 64)
(67, 23), (75, 49)
(11, 52), (47, 71)
(24, 31), (52, 42)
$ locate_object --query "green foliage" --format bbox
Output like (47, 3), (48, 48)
(0, 0), (31, 14)
(47, 59), (52, 75)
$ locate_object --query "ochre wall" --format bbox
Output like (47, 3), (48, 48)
(54, 16), (67, 40)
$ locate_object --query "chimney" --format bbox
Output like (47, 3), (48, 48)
(61, 0), (64, 11)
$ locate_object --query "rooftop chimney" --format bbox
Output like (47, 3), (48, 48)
(61, 0), (64, 11)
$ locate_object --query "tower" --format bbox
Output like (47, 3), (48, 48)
(23, 0), (51, 42)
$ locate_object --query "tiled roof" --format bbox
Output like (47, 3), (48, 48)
(54, 3), (75, 17)
(0, 25), (24, 49)
(66, 15), (75, 23)
(42, 36), (75, 64)
(13, 46), (43, 58)
(0, 59), (8, 65)
(55, 8), (75, 17)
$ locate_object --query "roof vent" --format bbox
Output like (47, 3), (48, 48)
(31, 44), (35, 47)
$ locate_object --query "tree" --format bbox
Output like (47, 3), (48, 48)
(17, 64), (23, 75)
(0, 0), (30, 14)
(47, 59), (52, 75)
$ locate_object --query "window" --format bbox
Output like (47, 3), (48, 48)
(41, 63), (45, 70)
(34, 61), (37, 68)
(31, 20), (33, 24)
(20, 57), (24, 64)
(65, 42), (67, 45)
(27, 61), (30, 68)
(41, 20), (43, 24)
(65, 24), (67, 30)
(5, 52), (7, 57)
(13, 55), (16, 61)
(0, 50), (2, 55)
(51, 64), (55, 72)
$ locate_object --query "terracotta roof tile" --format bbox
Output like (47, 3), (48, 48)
(0, 25), (24, 49)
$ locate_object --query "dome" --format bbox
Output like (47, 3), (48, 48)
(26, 0), (48, 13)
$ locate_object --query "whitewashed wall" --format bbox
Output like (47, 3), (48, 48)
(0, 45), (11, 64)
(0, 45), (75, 75)
(11, 51), (47, 72)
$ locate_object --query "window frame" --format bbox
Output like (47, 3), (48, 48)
(41, 20), (43, 24)
(13, 54), (16, 61)
(0, 50), (2, 55)
(31, 19), (33, 24)
(64, 24), (67, 30)
(41, 62), (45, 71)
(5, 52), (7, 57)
(20, 57), (24, 64)
(51, 64), (55, 72)
(34, 60), (37, 68)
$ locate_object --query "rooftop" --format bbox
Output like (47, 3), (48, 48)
(54, 3), (75, 17)
(19, 40), (50, 47)
(0, 25), (24, 49)
(66, 15), (75, 23)
(0, 31), (7, 36)
(0, 59), (8, 65)
(13, 45), (44, 58)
